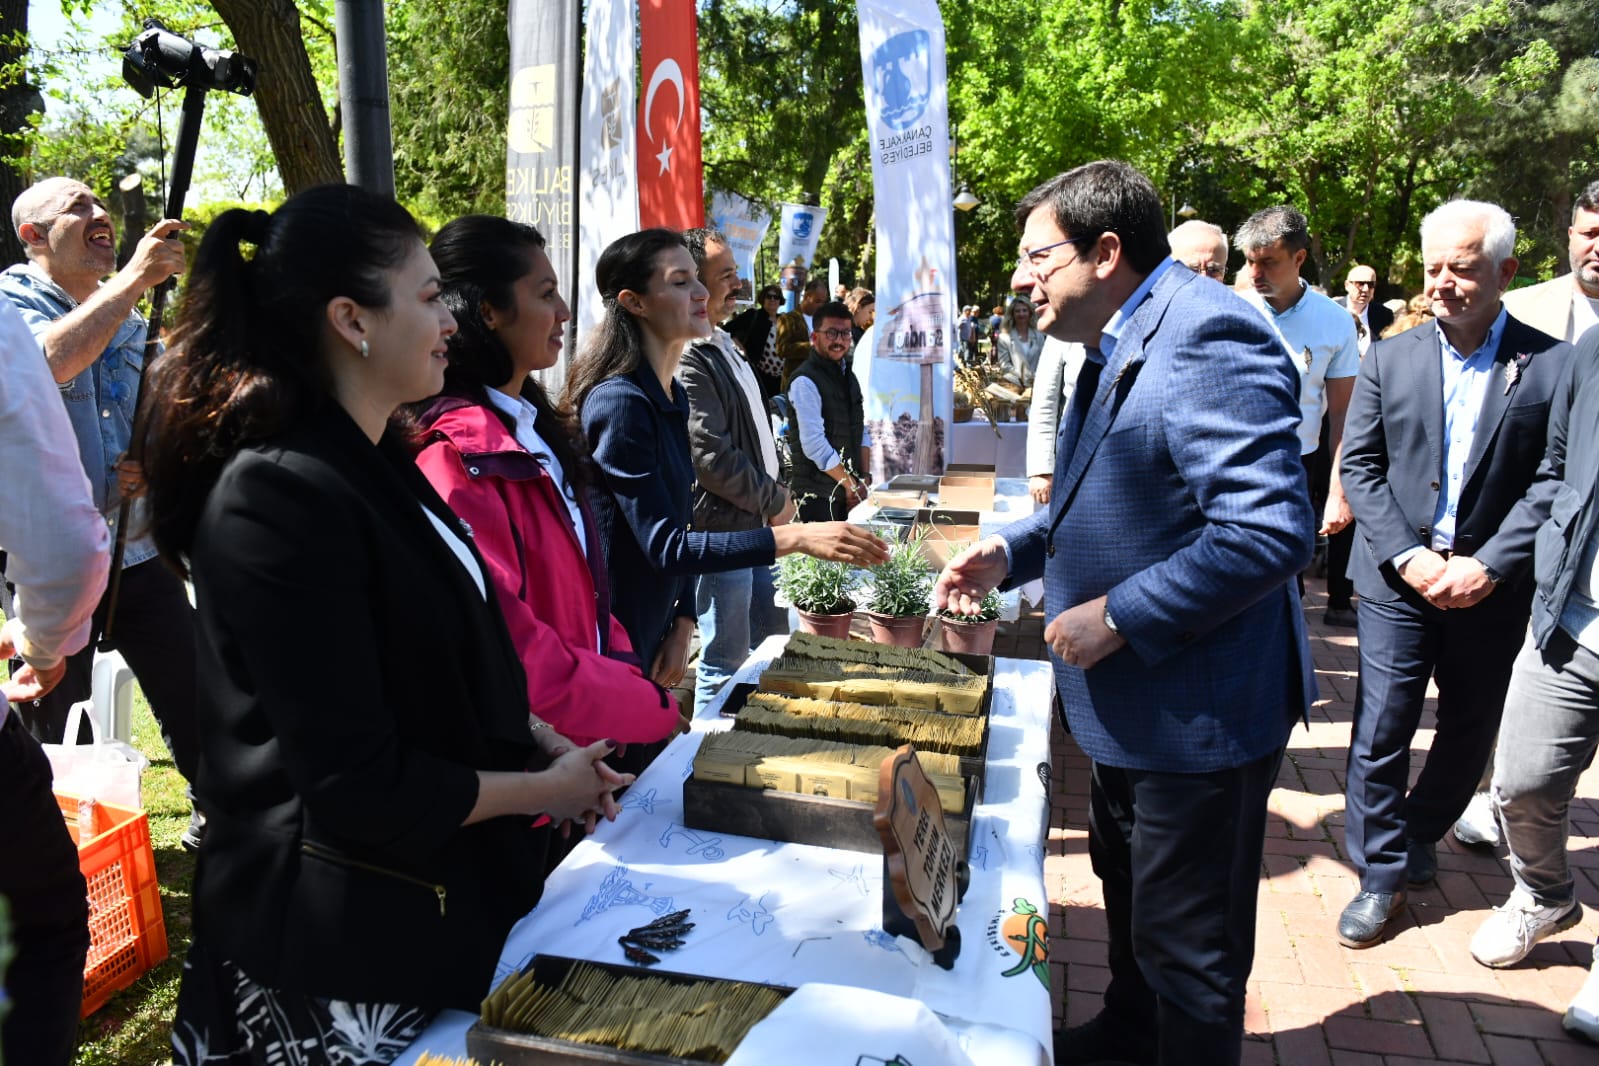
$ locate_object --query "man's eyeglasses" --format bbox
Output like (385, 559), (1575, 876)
(1185, 261), (1226, 278)
(1349, 280), (1376, 289)
(761, 293), (782, 302)
(815, 328), (852, 341)
(1017, 233), (1096, 276)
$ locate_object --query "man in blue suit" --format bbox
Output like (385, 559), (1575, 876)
(1337, 200), (1570, 947)
(936, 161), (1316, 1066)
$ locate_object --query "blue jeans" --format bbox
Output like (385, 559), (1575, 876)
(695, 564), (787, 713)
(1493, 629), (1599, 907)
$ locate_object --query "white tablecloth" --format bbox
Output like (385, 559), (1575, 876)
(948, 419), (1030, 477)
(397, 638), (1055, 1065)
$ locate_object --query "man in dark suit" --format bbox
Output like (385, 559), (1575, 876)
(935, 160), (1315, 1066)
(1337, 199), (1572, 948)
(1335, 263), (1395, 351)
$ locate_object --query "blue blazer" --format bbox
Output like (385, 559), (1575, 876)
(1000, 265), (1316, 773)
(1341, 313), (1570, 604)
(1530, 329), (1599, 646)
(582, 363), (776, 666)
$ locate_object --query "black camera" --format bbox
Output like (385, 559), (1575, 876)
(121, 18), (256, 98)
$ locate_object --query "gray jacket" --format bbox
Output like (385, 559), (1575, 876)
(681, 330), (787, 532)
(1531, 329), (1599, 646)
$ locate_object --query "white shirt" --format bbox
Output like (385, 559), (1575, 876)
(706, 328), (780, 482)
(0, 300), (112, 725)
(1242, 281), (1361, 454)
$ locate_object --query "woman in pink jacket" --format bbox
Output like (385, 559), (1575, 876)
(407, 215), (683, 753)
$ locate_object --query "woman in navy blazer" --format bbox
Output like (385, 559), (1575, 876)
(564, 229), (885, 688)
(138, 186), (631, 1062)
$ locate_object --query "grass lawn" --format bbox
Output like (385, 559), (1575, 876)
(71, 687), (191, 1066)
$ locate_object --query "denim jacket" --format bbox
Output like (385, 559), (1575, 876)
(0, 263), (156, 568)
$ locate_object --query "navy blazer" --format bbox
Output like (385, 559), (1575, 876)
(1000, 264), (1317, 773)
(1530, 329), (1599, 645)
(1341, 313), (1570, 604)
(582, 363), (776, 666)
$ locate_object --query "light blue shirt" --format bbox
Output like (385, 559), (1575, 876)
(1097, 258), (1173, 366)
(1431, 309), (1507, 551)
(789, 355), (871, 475)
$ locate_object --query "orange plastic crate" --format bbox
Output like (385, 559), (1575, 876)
(54, 791), (169, 1017)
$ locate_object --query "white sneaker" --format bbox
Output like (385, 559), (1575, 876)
(1471, 886), (1583, 968)
(1565, 944), (1599, 1043)
(1454, 790), (1501, 848)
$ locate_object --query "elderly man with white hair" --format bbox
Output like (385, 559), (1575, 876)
(1334, 199), (1572, 948)
(1167, 218), (1230, 281)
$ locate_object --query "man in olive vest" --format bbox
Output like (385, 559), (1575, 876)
(786, 301), (871, 521)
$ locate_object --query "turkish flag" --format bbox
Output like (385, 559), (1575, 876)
(636, 0), (704, 230)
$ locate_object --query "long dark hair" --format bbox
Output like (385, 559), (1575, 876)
(405, 214), (587, 494)
(560, 227), (687, 417)
(139, 184), (424, 573)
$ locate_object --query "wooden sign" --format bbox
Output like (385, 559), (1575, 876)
(873, 744), (967, 968)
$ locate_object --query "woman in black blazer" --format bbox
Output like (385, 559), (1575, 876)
(139, 185), (630, 1064)
(562, 229), (885, 693)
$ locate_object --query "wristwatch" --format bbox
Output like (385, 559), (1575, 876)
(1102, 604), (1121, 635)
(1476, 559), (1504, 585)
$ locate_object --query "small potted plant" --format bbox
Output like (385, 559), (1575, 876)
(776, 551), (856, 638)
(938, 588), (1001, 656)
(863, 530), (933, 648)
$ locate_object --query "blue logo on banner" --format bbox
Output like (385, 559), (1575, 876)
(871, 30), (931, 131)
(790, 211), (814, 239)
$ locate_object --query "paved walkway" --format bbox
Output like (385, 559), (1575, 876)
(1034, 580), (1599, 1064)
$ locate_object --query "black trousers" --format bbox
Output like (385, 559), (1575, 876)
(1344, 590), (1527, 893)
(0, 711), (90, 1066)
(1088, 747), (1284, 1066)
(795, 485), (851, 523)
(13, 559), (198, 783)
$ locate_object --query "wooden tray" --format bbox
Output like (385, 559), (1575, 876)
(466, 955), (793, 1065)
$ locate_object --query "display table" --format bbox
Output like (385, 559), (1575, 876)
(948, 418), (1031, 477)
(396, 637), (1056, 1066)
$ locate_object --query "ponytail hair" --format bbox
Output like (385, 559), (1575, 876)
(560, 227), (687, 417)
(140, 183), (424, 573)
(406, 213), (588, 494)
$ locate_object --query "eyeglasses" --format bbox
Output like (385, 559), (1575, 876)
(1185, 261), (1226, 278)
(1017, 233), (1097, 278)
(1349, 280), (1376, 289)
(815, 328), (852, 341)
(762, 293), (782, 301)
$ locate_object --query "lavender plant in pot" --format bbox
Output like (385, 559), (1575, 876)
(938, 587), (1001, 656)
(775, 552), (856, 638)
(863, 530), (933, 648)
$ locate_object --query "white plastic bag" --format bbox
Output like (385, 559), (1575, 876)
(42, 700), (148, 809)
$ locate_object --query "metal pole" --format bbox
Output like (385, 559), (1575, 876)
(335, 0), (395, 197)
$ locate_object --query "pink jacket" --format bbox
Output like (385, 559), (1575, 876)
(415, 396), (681, 747)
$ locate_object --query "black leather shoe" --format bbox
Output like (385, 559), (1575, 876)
(1324, 606), (1358, 627)
(1406, 838), (1437, 886)
(1337, 890), (1406, 948)
(1054, 1010), (1157, 1065)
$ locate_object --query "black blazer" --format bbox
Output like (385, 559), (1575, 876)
(1341, 313), (1571, 604)
(187, 401), (546, 1010)
(1337, 296), (1395, 340)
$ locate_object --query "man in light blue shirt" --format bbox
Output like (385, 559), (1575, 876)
(1236, 205), (1362, 625)
(1337, 199), (1571, 948)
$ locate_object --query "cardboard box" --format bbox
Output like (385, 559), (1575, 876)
(868, 487), (927, 509)
(944, 463), (996, 478)
(936, 476), (995, 512)
(914, 507), (982, 568)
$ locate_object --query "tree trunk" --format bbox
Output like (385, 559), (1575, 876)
(0, 0), (41, 267)
(211, 0), (342, 193)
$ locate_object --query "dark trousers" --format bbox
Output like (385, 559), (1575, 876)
(13, 559), (198, 783)
(1088, 747), (1284, 1066)
(0, 711), (90, 1066)
(1326, 525), (1355, 610)
(795, 485), (850, 523)
(1344, 590), (1527, 892)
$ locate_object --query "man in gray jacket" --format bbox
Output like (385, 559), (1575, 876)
(1466, 328), (1599, 1043)
(681, 228), (794, 713)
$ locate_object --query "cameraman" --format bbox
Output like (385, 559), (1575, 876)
(1, 177), (202, 846)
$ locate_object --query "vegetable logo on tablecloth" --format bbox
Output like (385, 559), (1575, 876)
(987, 898), (1050, 987)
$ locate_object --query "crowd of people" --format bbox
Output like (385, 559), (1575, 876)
(0, 161), (1597, 1066)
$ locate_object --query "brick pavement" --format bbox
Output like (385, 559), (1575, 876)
(1019, 580), (1599, 1064)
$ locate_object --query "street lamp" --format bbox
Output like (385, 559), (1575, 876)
(953, 185), (980, 212)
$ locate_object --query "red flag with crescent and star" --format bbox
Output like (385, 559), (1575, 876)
(636, 0), (704, 230)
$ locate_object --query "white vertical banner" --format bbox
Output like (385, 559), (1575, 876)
(856, 0), (955, 478)
(708, 190), (772, 302)
(576, 0), (640, 337)
(775, 202), (827, 309)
